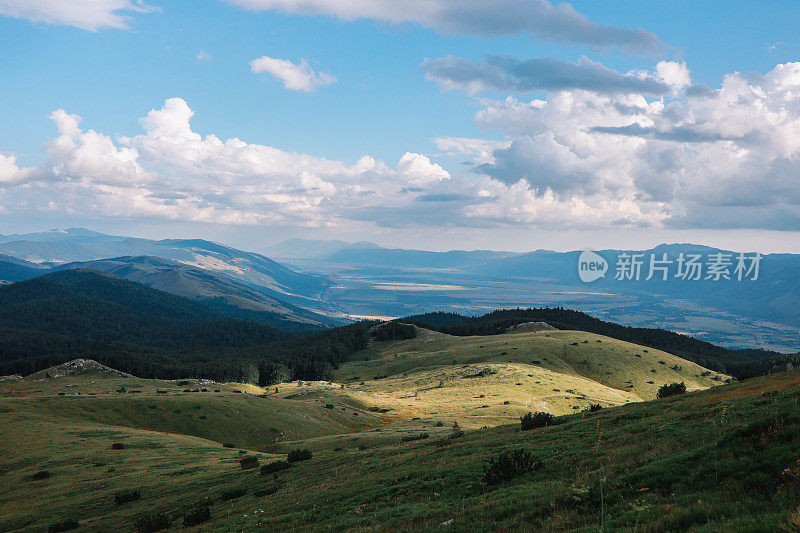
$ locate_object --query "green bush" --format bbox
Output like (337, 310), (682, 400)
(482, 449), (539, 485)
(588, 404), (603, 412)
(183, 507), (211, 527)
(287, 449), (312, 463)
(261, 461), (291, 475)
(220, 487), (247, 501)
(111, 443), (125, 450)
(401, 432), (430, 442)
(114, 489), (141, 505)
(223, 442), (235, 448)
(657, 382), (687, 399)
(521, 411), (554, 430)
(48, 519), (79, 533)
(32, 470), (51, 480)
(239, 456), (259, 470)
(134, 512), (170, 533)
(254, 484), (281, 497)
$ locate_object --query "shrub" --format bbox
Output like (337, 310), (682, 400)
(254, 484), (281, 497)
(401, 433), (430, 442)
(482, 449), (539, 485)
(220, 487), (247, 501)
(521, 411), (554, 431)
(434, 421), (444, 427)
(48, 519), (79, 532)
(134, 512), (170, 533)
(657, 382), (687, 399)
(223, 442), (235, 448)
(588, 404), (603, 412)
(32, 470), (51, 480)
(239, 456), (259, 470)
(287, 449), (312, 463)
(260, 461), (291, 475)
(325, 403), (334, 409)
(114, 490), (141, 505)
(111, 443), (125, 450)
(183, 507), (211, 527)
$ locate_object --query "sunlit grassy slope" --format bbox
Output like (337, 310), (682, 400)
(324, 328), (729, 423)
(1, 365), (798, 531)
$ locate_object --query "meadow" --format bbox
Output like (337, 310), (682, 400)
(0, 330), (795, 532)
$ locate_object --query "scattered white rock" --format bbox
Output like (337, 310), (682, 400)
(28, 359), (134, 379)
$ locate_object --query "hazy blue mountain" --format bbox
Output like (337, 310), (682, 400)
(0, 254), (45, 283)
(0, 228), (117, 244)
(53, 256), (342, 330)
(3, 229), (798, 351)
(0, 229), (331, 300)
(265, 238), (381, 259)
(324, 248), (516, 269)
(464, 245), (800, 328)
(296, 243), (800, 351)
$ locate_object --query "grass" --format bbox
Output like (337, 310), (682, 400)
(336, 328), (729, 399)
(0, 374), (386, 451)
(0, 330), (792, 532)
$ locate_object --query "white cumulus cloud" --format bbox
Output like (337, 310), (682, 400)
(250, 56), (336, 92)
(0, 0), (153, 30)
(5, 59), (800, 234)
(466, 61), (800, 230)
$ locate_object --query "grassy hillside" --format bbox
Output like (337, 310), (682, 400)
(2, 366), (386, 451)
(404, 309), (800, 377)
(336, 328), (729, 402)
(1, 363), (798, 531)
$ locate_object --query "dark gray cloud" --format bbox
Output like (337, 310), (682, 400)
(415, 193), (475, 202)
(422, 56), (671, 95)
(476, 136), (593, 193)
(685, 83), (715, 98)
(229, 0), (667, 55)
(591, 123), (743, 143)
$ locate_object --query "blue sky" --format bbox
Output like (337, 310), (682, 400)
(1, 1), (800, 252)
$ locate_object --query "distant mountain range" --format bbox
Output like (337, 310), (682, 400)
(0, 229), (346, 329)
(264, 238), (381, 259)
(0, 228), (328, 297)
(285, 242), (800, 352)
(1, 229), (798, 352)
(51, 256), (333, 329)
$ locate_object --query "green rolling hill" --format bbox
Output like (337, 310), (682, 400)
(0, 358), (798, 531)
